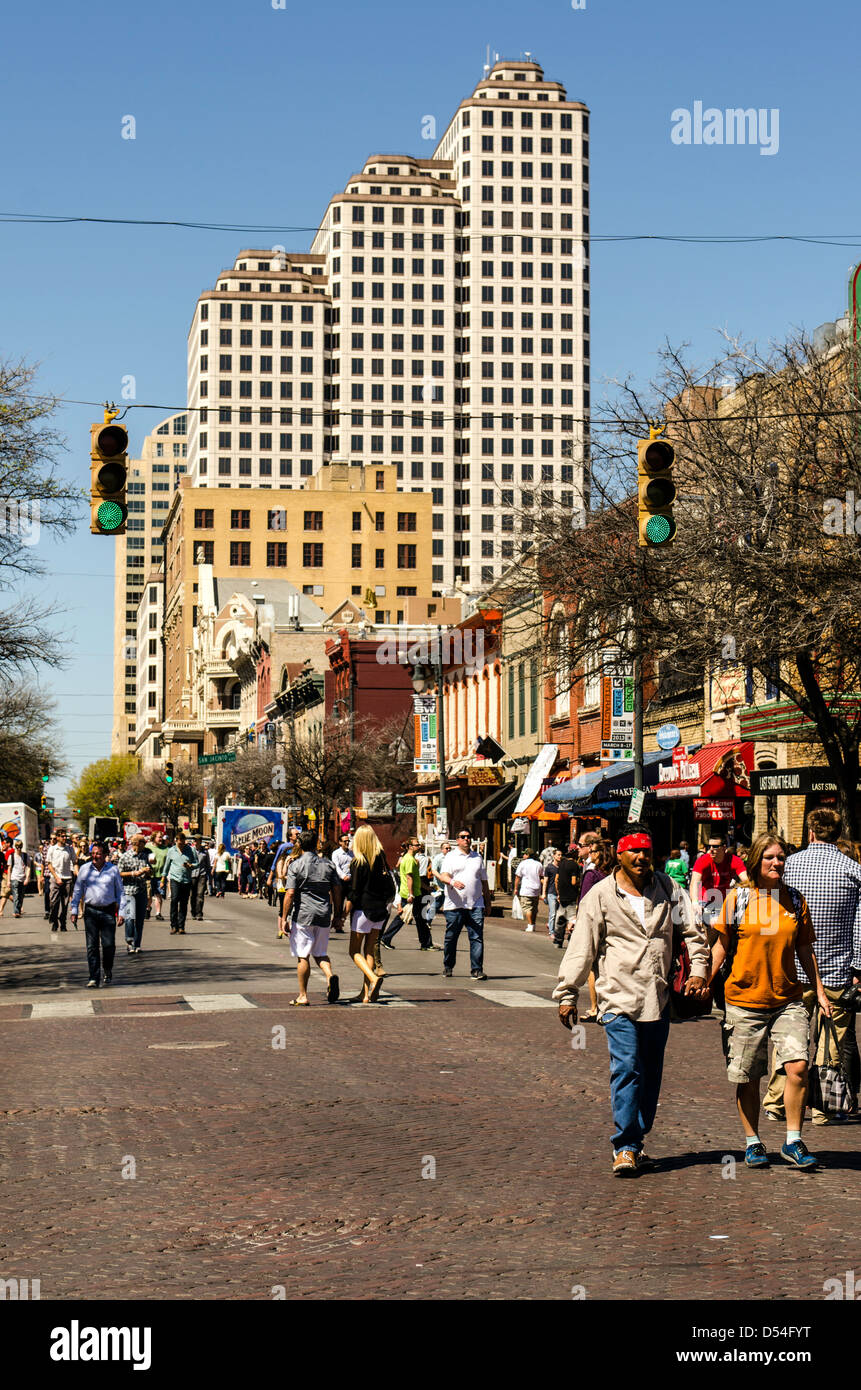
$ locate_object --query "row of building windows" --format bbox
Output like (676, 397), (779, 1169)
(463, 136), (578, 155)
(218, 541), (419, 569)
(193, 508), (419, 532)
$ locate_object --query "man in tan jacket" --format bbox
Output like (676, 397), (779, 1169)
(554, 824), (709, 1177)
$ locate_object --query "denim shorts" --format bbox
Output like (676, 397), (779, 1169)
(723, 999), (809, 1084)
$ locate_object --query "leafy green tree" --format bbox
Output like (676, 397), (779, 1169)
(69, 755), (138, 826)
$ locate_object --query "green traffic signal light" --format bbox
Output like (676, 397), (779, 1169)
(165, 761), (174, 785)
(96, 499), (126, 532)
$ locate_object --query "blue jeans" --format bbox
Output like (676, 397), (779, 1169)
(123, 887), (147, 948)
(443, 906), (484, 973)
(603, 1008), (671, 1154)
(546, 892), (558, 937)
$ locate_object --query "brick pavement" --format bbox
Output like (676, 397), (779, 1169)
(3, 991), (859, 1301)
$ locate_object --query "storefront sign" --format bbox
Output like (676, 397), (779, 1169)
(656, 722), (681, 750)
(693, 798), (735, 821)
(467, 766), (504, 786)
(749, 766), (861, 796)
(658, 759), (700, 785)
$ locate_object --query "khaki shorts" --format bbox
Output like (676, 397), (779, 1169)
(519, 895), (539, 914)
(723, 1000), (809, 1084)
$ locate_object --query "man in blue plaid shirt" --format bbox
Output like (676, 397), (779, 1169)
(764, 807), (861, 1124)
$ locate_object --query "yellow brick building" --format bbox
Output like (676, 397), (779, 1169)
(162, 462), (432, 724)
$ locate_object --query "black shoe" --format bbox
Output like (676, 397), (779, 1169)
(382, 941), (395, 950)
(103, 973), (112, 985)
(470, 971), (488, 981)
(443, 967), (453, 977)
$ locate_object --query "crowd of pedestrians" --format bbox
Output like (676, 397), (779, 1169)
(8, 807), (860, 1173)
(553, 808), (861, 1177)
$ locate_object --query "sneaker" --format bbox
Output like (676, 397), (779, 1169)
(134, 947), (142, 954)
(127, 945), (135, 954)
(763, 1109), (785, 1123)
(524, 925), (534, 933)
(636, 1151), (657, 1171)
(103, 974), (112, 986)
(155, 913), (164, 921)
(86, 978), (99, 989)
(382, 941), (395, 950)
(443, 967), (453, 978)
(420, 946), (434, 951)
(744, 1142), (770, 1168)
(613, 1149), (639, 1178)
(470, 971), (488, 980)
(781, 1140), (817, 1170)
(430, 943), (443, 951)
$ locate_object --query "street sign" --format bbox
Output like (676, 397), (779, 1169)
(627, 788), (646, 822)
(600, 674), (634, 752)
(198, 751), (237, 766)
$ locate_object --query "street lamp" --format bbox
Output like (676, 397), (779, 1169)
(407, 627), (447, 833)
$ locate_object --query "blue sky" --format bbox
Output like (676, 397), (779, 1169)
(4, 0), (859, 802)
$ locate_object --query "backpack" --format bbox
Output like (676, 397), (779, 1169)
(718, 884), (806, 981)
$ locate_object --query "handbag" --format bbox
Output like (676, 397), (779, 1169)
(669, 927), (711, 1020)
(807, 1012), (858, 1118)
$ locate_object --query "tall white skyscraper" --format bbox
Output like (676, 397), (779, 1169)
(185, 59), (589, 593)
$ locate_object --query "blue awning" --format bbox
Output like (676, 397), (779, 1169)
(543, 749), (700, 812)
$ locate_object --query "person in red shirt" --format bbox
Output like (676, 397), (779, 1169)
(690, 830), (749, 1038)
(690, 832), (749, 927)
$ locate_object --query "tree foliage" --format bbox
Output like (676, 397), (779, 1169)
(69, 755), (138, 825)
(498, 330), (861, 835)
(0, 682), (66, 803)
(0, 359), (85, 680)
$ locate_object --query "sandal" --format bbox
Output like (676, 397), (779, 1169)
(368, 973), (384, 1003)
(327, 975), (340, 1004)
(289, 998), (309, 1006)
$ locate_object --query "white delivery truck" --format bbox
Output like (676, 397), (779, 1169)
(0, 803), (40, 855)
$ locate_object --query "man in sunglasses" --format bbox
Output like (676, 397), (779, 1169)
(690, 831), (749, 1029)
(437, 828), (491, 980)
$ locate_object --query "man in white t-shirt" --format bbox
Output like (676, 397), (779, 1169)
(514, 849), (543, 933)
(437, 828), (491, 980)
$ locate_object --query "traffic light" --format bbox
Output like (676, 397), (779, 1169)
(90, 410), (129, 535)
(41, 763), (49, 783)
(108, 800), (114, 811)
(40, 795), (48, 811)
(637, 430), (676, 548)
(165, 761), (174, 785)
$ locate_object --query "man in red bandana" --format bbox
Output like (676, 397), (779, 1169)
(554, 823), (709, 1177)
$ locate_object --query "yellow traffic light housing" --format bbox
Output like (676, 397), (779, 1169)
(90, 408), (129, 535)
(637, 429), (676, 547)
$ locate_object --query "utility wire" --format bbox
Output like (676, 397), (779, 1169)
(15, 393), (861, 427)
(2, 212), (861, 248)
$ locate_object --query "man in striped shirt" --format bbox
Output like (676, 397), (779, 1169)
(764, 808), (861, 1124)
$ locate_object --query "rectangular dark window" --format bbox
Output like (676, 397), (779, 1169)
(351, 543), (362, 568)
(230, 509), (250, 529)
(397, 512), (417, 531)
(266, 542), (287, 567)
(193, 509), (214, 529)
(397, 544), (417, 569)
(304, 510), (323, 531)
(229, 541), (251, 566)
(303, 542), (323, 567)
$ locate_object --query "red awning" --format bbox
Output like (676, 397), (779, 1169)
(697, 740), (754, 799)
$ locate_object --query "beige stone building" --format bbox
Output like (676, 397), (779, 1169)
(111, 413), (187, 755)
(183, 59), (590, 596)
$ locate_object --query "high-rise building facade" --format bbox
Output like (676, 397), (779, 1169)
(184, 59), (589, 594)
(111, 412), (188, 755)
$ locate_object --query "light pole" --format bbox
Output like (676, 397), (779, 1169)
(409, 625), (447, 834)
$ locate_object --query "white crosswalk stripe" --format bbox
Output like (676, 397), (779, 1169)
(470, 989), (556, 1009)
(183, 994), (257, 1012)
(29, 1000), (95, 1019)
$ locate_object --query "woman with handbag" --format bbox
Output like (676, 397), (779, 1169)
(343, 825), (391, 1003)
(708, 832), (832, 1171)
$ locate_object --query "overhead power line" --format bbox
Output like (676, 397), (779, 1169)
(1, 211), (861, 248)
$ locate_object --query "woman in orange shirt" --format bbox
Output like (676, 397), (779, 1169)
(708, 833), (832, 1171)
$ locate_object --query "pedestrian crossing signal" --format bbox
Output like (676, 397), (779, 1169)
(637, 430), (676, 547)
(90, 410), (129, 535)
